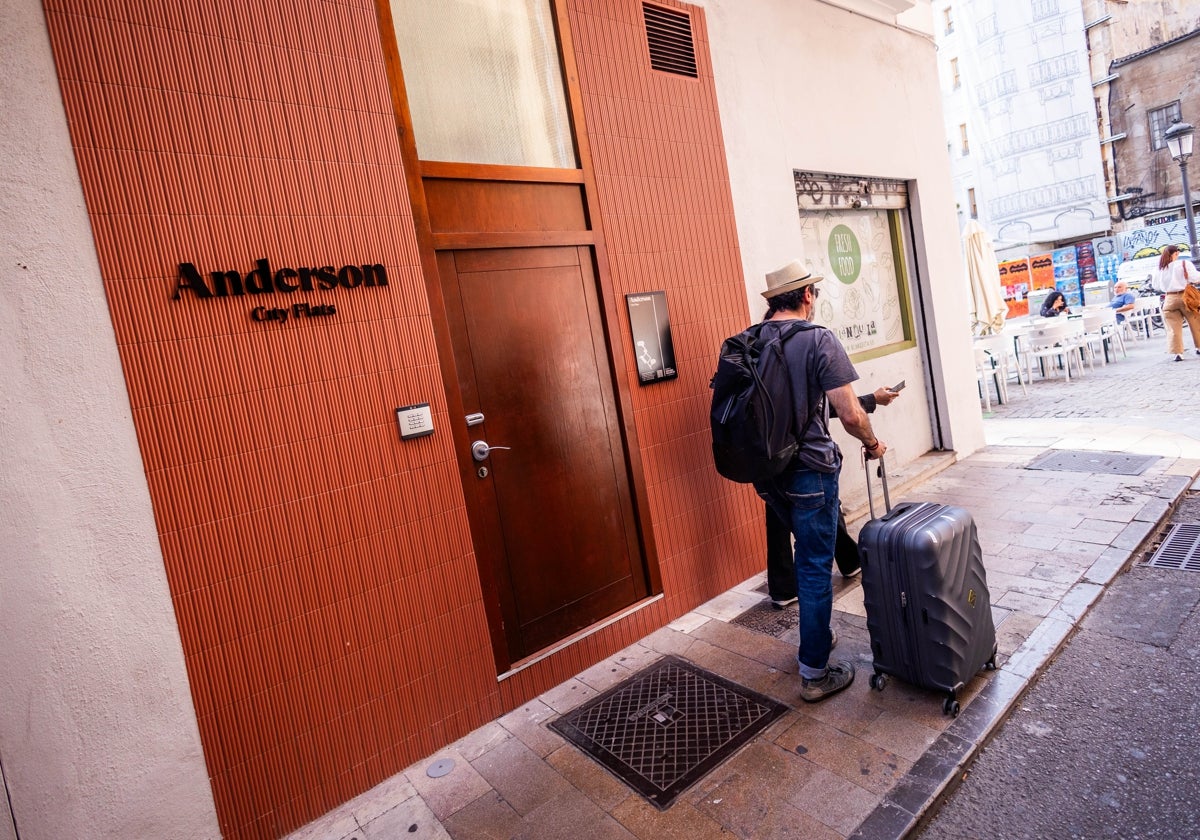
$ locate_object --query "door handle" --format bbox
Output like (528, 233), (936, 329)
(471, 440), (511, 462)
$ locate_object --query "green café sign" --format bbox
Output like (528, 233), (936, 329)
(827, 224), (861, 285)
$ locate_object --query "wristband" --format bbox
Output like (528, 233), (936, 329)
(864, 439), (880, 451)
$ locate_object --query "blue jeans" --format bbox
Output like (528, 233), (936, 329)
(759, 466), (840, 678)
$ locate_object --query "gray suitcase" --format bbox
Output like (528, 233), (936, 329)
(857, 457), (997, 716)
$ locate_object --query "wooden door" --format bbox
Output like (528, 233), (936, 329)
(439, 246), (647, 663)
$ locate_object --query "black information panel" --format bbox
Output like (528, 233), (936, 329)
(625, 291), (677, 385)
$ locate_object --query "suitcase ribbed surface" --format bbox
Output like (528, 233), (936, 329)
(858, 502), (996, 695)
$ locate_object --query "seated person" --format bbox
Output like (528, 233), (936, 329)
(1107, 281), (1136, 323)
(1040, 289), (1070, 317)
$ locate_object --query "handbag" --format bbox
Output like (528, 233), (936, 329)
(1183, 282), (1200, 313)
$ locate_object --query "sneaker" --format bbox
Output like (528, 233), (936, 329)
(841, 564), (861, 579)
(799, 660), (856, 703)
(830, 627), (838, 649)
(1195, 349), (1200, 356)
(1175, 354), (1184, 362)
(770, 596), (798, 609)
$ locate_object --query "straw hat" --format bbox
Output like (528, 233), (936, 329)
(762, 259), (824, 298)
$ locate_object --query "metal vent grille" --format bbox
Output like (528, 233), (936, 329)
(1147, 524), (1200, 571)
(643, 4), (698, 78)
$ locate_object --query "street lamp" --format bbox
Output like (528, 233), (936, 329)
(1164, 118), (1196, 256)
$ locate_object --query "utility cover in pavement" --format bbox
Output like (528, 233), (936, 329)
(548, 655), (787, 809)
(1147, 524), (1200, 571)
(1025, 449), (1158, 475)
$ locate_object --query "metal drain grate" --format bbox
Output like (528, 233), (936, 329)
(549, 655), (787, 809)
(1146, 524), (1200, 571)
(731, 599), (798, 638)
(1025, 449), (1159, 476)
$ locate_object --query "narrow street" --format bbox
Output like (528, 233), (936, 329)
(916, 326), (1200, 839)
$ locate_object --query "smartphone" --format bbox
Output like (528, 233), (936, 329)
(890, 380), (906, 392)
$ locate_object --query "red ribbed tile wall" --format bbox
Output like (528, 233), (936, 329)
(568, 0), (765, 611)
(42, 2), (502, 837)
(43, 0), (762, 836)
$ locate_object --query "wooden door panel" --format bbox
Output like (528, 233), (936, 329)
(448, 246), (645, 658)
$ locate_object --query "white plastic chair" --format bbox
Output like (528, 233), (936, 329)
(974, 332), (1027, 398)
(1124, 296), (1162, 341)
(1022, 321), (1081, 382)
(974, 347), (1002, 410)
(1080, 311), (1110, 366)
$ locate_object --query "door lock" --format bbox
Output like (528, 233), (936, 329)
(471, 440), (511, 462)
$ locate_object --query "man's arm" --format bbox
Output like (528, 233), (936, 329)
(826, 383), (887, 459)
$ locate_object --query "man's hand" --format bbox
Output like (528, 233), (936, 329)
(873, 386), (901, 407)
(863, 439), (887, 460)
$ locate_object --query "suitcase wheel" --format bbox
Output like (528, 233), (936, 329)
(942, 696), (960, 717)
(985, 647), (998, 671)
(869, 672), (888, 692)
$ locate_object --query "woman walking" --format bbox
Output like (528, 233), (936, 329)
(1156, 245), (1200, 362)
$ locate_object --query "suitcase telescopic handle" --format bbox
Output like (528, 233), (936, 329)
(863, 450), (891, 519)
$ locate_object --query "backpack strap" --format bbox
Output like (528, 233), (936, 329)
(758, 319), (824, 448)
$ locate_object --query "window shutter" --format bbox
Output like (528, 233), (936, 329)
(643, 4), (698, 78)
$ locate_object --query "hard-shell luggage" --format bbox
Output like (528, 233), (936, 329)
(857, 457), (997, 716)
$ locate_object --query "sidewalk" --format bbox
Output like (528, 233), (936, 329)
(288, 338), (1200, 840)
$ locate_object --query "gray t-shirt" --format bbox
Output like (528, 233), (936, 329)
(762, 318), (859, 473)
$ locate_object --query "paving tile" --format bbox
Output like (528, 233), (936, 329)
(772, 715), (911, 795)
(540, 677), (600, 714)
(834, 581), (867, 617)
(545, 744), (633, 812)
(1002, 616), (1073, 679)
(694, 588), (765, 622)
(1110, 519), (1157, 550)
(440, 791), (523, 840)
(512, 789), (636, 840)
(452, 722), (512, 763)
(679, 638), (792, 700)
(666, 612), (710, 634)
(790, 766), (880, 835)
(1050, 538), (1106, 563)
(688, 612), (796, 669)
(609, 793), (732, 839)
(497, 698), (562, 758)
(470, 735), (573, 816)
(1135, 497), (1171, 522)
(848, 798), (918, 839)
(406, 748), (493, 822)
(688, 742), (837, 839)
(360, 794), (450, 840)
(575, 657), (637, 694)
(857, 709), (942, 762)
(986, 570), (1072, 600)
(994, 590), (1057, 617)
(1046, 581), (1103, 623)
(609, 642), (666, 674)
(349, 773), (419, 828)
(640, 625), (698, 657)
(1084, 546), (1133, 585)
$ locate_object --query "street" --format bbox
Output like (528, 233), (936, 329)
(916, 327), (1200, 839)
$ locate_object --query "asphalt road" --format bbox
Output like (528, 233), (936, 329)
(916, 328), (1200, 840)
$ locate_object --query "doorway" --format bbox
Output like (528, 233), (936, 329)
(438, 246), (648, 663)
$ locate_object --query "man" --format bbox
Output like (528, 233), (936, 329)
(1107, 280), (1136, 324)
(766, 385), (899, 608)
(754, 259), (886, 703)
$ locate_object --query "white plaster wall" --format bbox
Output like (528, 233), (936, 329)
(0, 3), (221, 838)
(695, 0), (985, 490)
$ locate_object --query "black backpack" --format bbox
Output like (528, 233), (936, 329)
(709, 320), (816, 484)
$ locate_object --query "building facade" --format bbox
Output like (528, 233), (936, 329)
(1, 1), (983, 838)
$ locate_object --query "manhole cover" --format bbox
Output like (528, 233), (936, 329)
(1146, 524), (1200, 571)
(731, 600), (798, 638)
(548, 655), (787, 809)
(1025, 450), (1159, 476)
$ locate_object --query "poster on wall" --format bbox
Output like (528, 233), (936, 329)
(1093, 236), (1119, 286)
(625, 291), (677, 385)
(1074, 241), (1096, 283)
(796, 209), (907, 356)
(1052, 247), (1082, 307)
(998, 258), (1030, 317)
(1029, 253), (1056, 289)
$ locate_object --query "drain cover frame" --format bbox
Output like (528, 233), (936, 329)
(1024, 449), (1159, 476)
(1147, 524), (1200, 571)
(549, 655), (788, 810)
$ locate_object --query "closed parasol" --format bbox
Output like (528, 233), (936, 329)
(962, 219), (1008, 335)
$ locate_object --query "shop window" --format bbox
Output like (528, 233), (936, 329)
(793, 171), (917, 361)
(388, 0), (577, 168)
(1148, 101), (1183, 151)
(643, 4), (698, 78)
